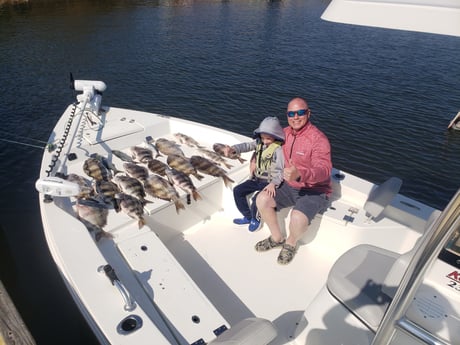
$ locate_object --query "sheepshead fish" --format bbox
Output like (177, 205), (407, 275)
(115, 193), (146, 229)
(155, 138), (185, 157)
(167, 154), (204, 181)
(90, 153), (123, 175)
(190, 155), (234, 188)
(146, 158), (168, 176)
(112, 150), (135, 163)
(143, 174), (185, 213)
(144, 136), (162, 158)
(173, 133), (204, 149)
(213, 143), (247, 163)
(75, 198), (112, 241)
(165, 167), (202, 202)
(64, 173), (93, 199)
(123, 162), (149, 182)
(112, 174), (150, 206)
(196, 148), (233, 170)
(93, 179), (121, 210)
(83, 157), (111, 181)
(130, 146), (154, 163)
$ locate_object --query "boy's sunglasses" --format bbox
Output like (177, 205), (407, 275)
(287, 109), (309, 118)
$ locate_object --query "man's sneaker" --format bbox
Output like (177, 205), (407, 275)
(255, 236), (285, 252)
(277, 243), (298, 265)
(233, 217), (251, 225)
(248, 218), (261, 232)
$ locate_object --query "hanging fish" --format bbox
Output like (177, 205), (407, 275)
(165, 167), (202, 203)
(167, 154), (204, 181)
(123, 162), (149, 182)
(83, 157), (111, 181)
(143, 174), (185, 213)
(190, 155), (234, 188)
(197, 148), (233, 170)
(213, 143), (246, 163)
(115, 193), (146, 229)
(173, 133), (204, 149)
(75, 197), (112, 241)
(155, 138), (185, 157)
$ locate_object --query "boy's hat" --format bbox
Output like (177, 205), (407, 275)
(253, 117), (285, 142)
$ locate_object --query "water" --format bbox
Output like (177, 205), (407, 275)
(0, 0), (459, 343)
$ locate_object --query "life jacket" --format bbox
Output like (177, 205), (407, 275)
(254, 141), (282, 180)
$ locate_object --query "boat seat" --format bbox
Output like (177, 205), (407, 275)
(327, 209), (441, 331)
(208, 317), (277, 345)
(363, 177), (402, 221)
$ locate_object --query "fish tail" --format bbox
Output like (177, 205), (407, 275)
(138, 218), (146, 229)
(238, 157), (247, 163)
(222, 175), (235, 189)
(194, 173), (205, 181)
(174, 199), (186, 213)
(224, 162), (234, 170)
(192, 190), (202, 201)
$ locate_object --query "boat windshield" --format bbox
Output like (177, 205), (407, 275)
(439, 227), (460, 269)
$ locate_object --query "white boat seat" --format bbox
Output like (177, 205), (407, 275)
(381, 209), (441, 298)
(208, 317), (277, 345)
(364, 177), (402, 221)
(327, 209), (441, 331)
(327, 244), (398, 331)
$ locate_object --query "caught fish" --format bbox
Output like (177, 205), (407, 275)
(113, 174), (151, 206)
(93, 179), (120, 210)
(83, 157), (111, 181)
(115, 193), (146, 229)
(213, 143), (247, 163)
(130, 146), (154, 163)
(173, 133), (204, 149)
(197, 148), (233, 170)
(75, 198), (112, 241)
(90, 153), (123, 175)
(155, 138), (185, 157)
(143, 174), (185, 213)
(146, 158), (169, 176)
(165, 167), (202, 202)
(167, 154), (204, 181)
(123, 162), (149, 182)
(190, 155), (234, 188)
(62, 173), (93, 199)
(112, 150), (135, 163)
(144, 136), (162, 158)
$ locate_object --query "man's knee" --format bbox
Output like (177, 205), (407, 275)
(256, 192), (272, 209)
(290, 210), (309, 227)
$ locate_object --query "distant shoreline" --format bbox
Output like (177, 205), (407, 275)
(1, 0), (29, 5)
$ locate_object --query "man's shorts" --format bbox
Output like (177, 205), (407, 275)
(274, 182), (330, 224)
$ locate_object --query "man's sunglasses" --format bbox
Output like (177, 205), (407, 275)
(287, 109), (309, 118)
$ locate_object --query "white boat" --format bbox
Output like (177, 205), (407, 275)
(36, 2), (460, 345)
(448, 111), (460, 130)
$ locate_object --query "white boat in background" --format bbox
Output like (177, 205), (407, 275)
(35, 2), (460, 345)
(448, 111), (460, 130)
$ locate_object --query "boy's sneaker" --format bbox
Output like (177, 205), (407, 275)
(233, 217), (251, 225)
(248, 218), (261, 232)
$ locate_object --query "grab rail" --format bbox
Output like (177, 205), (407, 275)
(372, 188), (460, 344)
(101, 264), (136, 311)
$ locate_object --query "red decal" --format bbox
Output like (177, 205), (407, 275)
(447, 271), (460, 282)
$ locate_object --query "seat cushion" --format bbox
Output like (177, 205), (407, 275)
(327, 244), (399, 331)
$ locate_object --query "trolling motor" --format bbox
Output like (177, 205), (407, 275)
(70, 73), (107, 115)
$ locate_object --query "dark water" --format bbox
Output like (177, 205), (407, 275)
(0, 0), (459, 343)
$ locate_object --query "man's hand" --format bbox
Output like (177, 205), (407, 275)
(284, 159), (300, 182)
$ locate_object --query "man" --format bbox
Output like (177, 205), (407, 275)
(255, 97), (332, 265)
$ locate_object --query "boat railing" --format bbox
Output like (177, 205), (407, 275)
(372, 188), (460, 344)
(100, 264), (136, 311)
